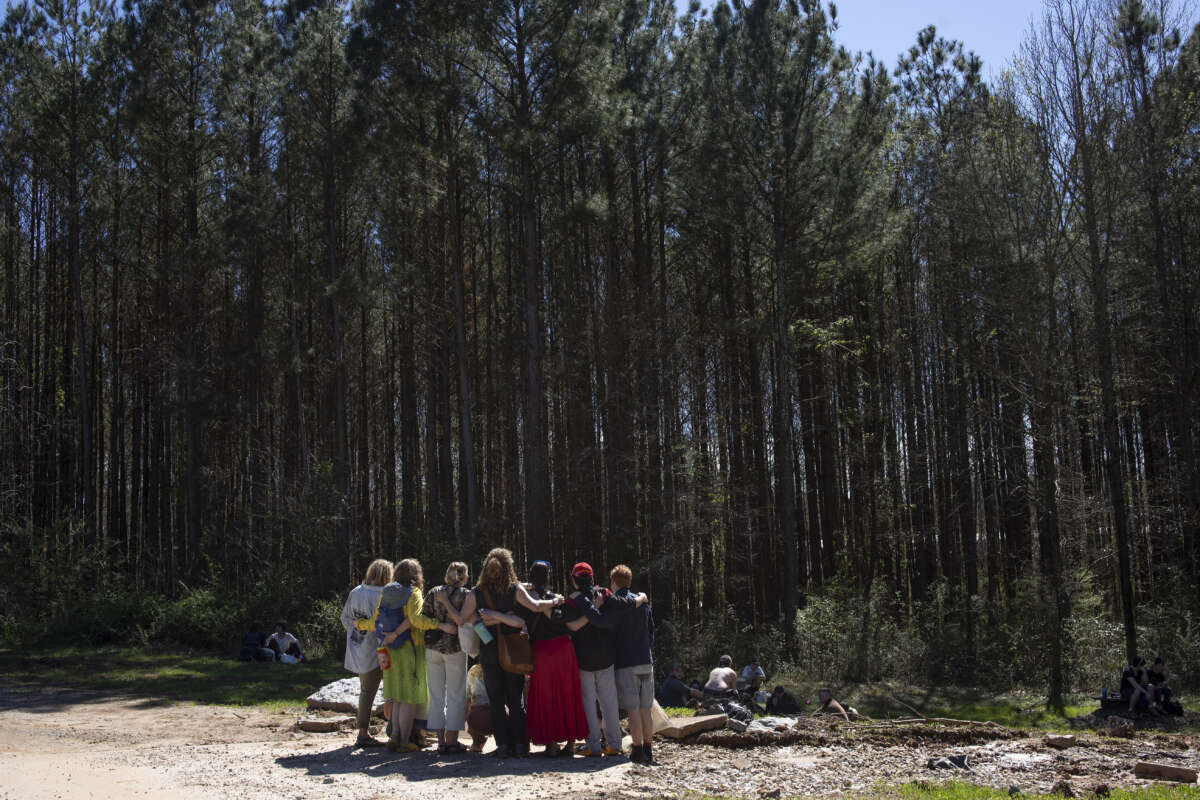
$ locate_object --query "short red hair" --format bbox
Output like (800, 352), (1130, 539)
(610, 564), (633, 589)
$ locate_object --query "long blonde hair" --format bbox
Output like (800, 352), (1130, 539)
(395, 558), (425, 591)
(363, 559), (394, 587)
(477, 547), (517, 595)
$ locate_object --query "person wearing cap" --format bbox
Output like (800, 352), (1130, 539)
(519, 559), (588, 756)
(741, 658), (766, 691)
(607, 564), (656, 764)
(562, 561), (646, 757)
(656, 663), (699, 707)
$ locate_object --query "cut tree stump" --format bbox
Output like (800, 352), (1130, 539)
(658, 713), (728, 739)
(1045, 735), (1077, 750)
(297, 715), (353, 733)
(1132, 762), (1198, 783)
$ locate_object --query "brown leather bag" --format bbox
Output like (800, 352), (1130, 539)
(484, 587), (534, 675)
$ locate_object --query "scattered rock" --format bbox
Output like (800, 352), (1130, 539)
(1050, 779), (1075, 797)
(306, 677), (384, 716)
(1132, 762), (1198, 783)
(1100, 718), (1134, 739)
(297, 715), (353, 733)
(1046, 735), (1077, 750)
(1091, 783), (1110, 796)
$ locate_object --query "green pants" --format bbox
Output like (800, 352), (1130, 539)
(358, 667), (383, 730)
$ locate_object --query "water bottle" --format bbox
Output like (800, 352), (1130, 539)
(474, 620), (494, 645)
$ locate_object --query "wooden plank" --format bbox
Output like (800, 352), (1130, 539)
(1133, 762), (1198, 783)
(657, 713), (728, 739)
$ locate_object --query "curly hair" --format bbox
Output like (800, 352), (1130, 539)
(394, 558), (425, 591)
(477, 547), (518, 595)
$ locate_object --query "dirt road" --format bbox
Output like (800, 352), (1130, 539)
(2, 685), (1197, 799)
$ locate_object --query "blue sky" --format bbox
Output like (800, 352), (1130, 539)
(1, 0), (1045, 77)
(680, 0), (1047, 76)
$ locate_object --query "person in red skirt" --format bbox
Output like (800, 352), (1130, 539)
(519, 559), (590, 757)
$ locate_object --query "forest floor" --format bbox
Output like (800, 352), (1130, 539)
(2, 648), (1199, 800)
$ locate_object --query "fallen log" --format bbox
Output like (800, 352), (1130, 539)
(1132, 762), (1198, 783)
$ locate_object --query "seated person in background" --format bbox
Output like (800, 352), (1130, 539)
(812, 687), (851, 722)
(765, 685), (803, 714)
(741, 658), (766, 691)
(1147, 657), (1168, 703)
(657, 663), (701, 707)
(1121, 656), (1152, 714)
(1147, 657), (1181, 713)
(703, 655), (739, 696)
(239, 623), (273, 662)
(266, 621), (304, 662)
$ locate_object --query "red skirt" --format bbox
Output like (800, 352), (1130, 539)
(526, 636), (589, 745)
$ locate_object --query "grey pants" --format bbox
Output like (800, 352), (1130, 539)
(357, 667), (383, 730)
(580, 665), (621, 752)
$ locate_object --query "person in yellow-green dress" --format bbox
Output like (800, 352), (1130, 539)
(379, 558), (456, 752)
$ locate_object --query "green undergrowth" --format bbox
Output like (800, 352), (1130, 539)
(0, 646), (345, 710)
(683, 782), (1200, 800)
(761, 679), (1106, 731)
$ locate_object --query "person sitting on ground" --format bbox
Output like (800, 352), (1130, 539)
(703, 655), (739, 696)
(765, 685), (803, 715)
(1146, 657), (1181, 714)
(812, 687), (851, 722)
(1121, 656), (1152, 715)
(239, 623), (273, 662)
(466, 664), (492, 753)
(657, 663), (700, 708)
(741, 658), (766, 692)
(266, 621), (304, 663)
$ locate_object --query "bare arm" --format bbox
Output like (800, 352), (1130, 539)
(515, 583), (562, 612)
(439, 591), (477, 627)
(479, 608), (525, 628)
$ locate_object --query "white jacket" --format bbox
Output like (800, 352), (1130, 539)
(340, 583), (384, 674)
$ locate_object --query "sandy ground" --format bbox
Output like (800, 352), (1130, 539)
(2, 685), (1198, 800)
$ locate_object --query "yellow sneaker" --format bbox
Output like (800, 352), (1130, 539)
(602, 746), (623, 757)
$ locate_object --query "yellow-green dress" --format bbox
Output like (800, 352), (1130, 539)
(381, 589), (439, 704)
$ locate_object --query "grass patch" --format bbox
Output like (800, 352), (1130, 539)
(759, 678), (1122, 732)
(683, 781), (1200, 800)
(0, 646), (346, 710)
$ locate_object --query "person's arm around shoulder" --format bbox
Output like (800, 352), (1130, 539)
(516, 583), (564, 612)
(405, 590), (440, 631)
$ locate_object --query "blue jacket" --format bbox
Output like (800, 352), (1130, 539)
(577, 586), (653, 670)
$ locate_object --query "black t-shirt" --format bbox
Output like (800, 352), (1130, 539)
(473, 583), (520, 665)
(1147, 668), (1166, 686)
(1120, 666), (1140, 695)
(520, 585), (570, 642)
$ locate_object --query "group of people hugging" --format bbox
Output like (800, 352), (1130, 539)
(339, 548), (661, 764)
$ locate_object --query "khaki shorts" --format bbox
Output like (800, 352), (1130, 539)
(616, 665), (655, 711)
